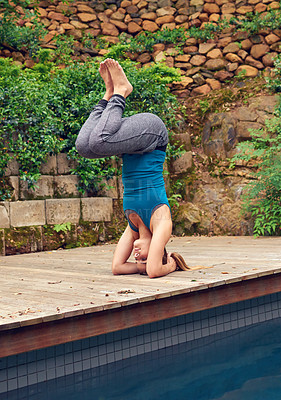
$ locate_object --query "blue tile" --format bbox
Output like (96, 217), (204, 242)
(0, 380), (8, 394)
(265, 303), (272, 312)
(65, 352), (74, 364)
(89, 336), (98, 346)
(171, 326), (178, 336)
(82, 349), (91, 360)
(73, 351), (82, 362)
(37, 371), (47, 383)
(56, 355), (65, 367)
(144, 343), (152, 353)
(46, 358), (55, 369)
(171, 336), (179, 346)
(7, 356), (17, 368)
(27, 373), (38, 386)
(0, 359), (7, 372)
(74, 362), (83, 373)
(73, 341), (82, 352)
(7, 378), (18, 392)
(129, 336), (137, 347)
(0, 369), (7, 383)
(143, 324), (151, 334)
(18, 375), (28, 389)
(65, 364), (74, 375)
(46, 368), (56, 380)
(122, 348), (131, 359)
(106, 352), (115, 364)
(113, 351), (122, 362)
(121, 330), (129, 340)
(194, 330), (202, 339)
(202, 327), (210, 337)
(81, 338), (90, 350)
(36, 349), (46, 361)
(113, 341), (122, 352)
(82, 359), (91, 370)
(7, 367), (17, 380)
(65, 342), (73, 354)
(122, 339), (130, 350)
(56, 366), (65, 378)
(99, 355), (107, 365)
(17, 353), (27, 366)
(27, 362), (37, 374)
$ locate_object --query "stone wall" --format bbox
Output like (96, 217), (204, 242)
(1, 0), (280, 95)
(1, 151), (123, 255)
(172, 94), (278, 236)
(0, 197), (118, 255)
(5, 153), (122, 201)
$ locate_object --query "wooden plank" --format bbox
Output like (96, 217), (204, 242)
(0, 236), (280, 336)
(1, 272), (281, 357)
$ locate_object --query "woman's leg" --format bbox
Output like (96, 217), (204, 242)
(75, 59), (168, 159)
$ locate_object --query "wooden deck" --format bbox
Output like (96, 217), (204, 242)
(0, 236), (280, 357)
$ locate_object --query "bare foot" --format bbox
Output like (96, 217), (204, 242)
(99, 61), (114, 101)
(105, 58), (133, 98)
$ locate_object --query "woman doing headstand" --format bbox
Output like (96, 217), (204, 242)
(75, 59), (188, 278)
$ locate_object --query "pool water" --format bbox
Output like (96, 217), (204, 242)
(9, 317), (281, 400)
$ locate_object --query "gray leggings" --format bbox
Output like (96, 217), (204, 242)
(75, 95), (168, 158)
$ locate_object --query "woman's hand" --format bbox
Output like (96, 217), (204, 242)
(136, 261), (147, 275)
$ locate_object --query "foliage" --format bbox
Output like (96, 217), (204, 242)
(53, 35), (76, 65)
(229, 8), (281, 35)
(0, 57), (182, 200)
(53, 222), (72, 233)
(232, 123), (281, 237)
(101, 22), (229, 58)
(0, 0), (45, 55)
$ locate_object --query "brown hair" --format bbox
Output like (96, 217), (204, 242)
(162, 248), (190, 271)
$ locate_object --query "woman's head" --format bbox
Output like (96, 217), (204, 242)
(134, 239), (189, 271)
(133, 237), (151, 262)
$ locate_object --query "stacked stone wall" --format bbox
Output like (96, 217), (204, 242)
(1, 0), (280, 95)
(1, 151), (123, 255)
(4, 153), (121, 201)
(0, 197), (123, 255)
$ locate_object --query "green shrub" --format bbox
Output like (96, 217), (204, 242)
(0, 57), (181, 200)
(0, 0), (45, 55)
(230, 52), (281, 236)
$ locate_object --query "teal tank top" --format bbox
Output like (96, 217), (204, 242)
(122, 150), (170, 232)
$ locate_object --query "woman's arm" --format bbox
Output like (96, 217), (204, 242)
(146, 220), (176, 278)
(112, 225), (141, 275)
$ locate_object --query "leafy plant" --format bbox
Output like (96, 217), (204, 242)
(0, 0), (46, 55)
(232, 127), (281, 237)
(53, 222), (72, 233)
(53, 35), (75, 65)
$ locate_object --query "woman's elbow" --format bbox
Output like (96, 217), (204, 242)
(112, 262), (121, 275)
(146, 264), (161, 279)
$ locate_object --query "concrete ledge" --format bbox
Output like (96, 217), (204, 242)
(0, 198), (116, 255)
(2, 197), (114, 228)
(10, 200), (46, 227)
(0, 202), (10, 228)
(54, 175), (80, 197)
(20, 176), (55, 199)
(46, 198), (81, 224)
(81, 197), (113, 222)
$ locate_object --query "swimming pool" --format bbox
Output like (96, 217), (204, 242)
(5, 317), (281, 400)
(1, 292), (281, 399)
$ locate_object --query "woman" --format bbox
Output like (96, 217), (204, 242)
(76, 58), (189, 278)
